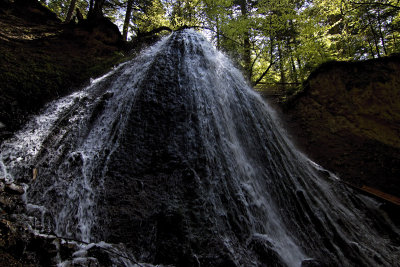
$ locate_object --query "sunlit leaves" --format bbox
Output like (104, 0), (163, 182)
(130, 0), (169, 35)
(43, 0), (400, 85)
(46, 0), (88, 20)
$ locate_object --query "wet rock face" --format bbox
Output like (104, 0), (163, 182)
(1, 30), (399, 267)
(101, 34), (227, 265)
(285, 56), (400, 197)
(94, 33), (400, 266)
(0, 178), (74, 266)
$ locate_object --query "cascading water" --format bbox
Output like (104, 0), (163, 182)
(0, 29), (399, 266)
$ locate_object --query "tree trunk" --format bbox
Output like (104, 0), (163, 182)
(377, 10), (388, 56)
(367, 13), (381, 57)
(290, 53), (298, 84)
(393, 34), (398, 53)
(89, 0), (94, 14)
(216, 17), (220, 50)
(277, 43), (286, 86)
(367, 38), (376, 58)
(292, 37), (303, 81)
(287, 20), (298, 83)
(122, 0), (134, 41)
(88, 0), (105, 20)
(243, 31), (251, 80)
(239, 0), (252, 80)
(286, 40), (298, 84)
(65, 0), (77, 23)
(296, 56), (303, 80)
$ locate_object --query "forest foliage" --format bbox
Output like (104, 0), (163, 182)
(42, 0), (400, 87)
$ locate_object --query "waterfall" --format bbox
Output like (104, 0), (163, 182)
(1, 29), (399, 266)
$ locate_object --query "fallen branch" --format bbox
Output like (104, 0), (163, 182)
(136, 26), (173, 38)
(252, 62), (275, 87)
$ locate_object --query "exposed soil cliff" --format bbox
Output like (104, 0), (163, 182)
(283, 55), (400, 198)
(0, 0), (127, 142)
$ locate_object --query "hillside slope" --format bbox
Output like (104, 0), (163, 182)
(0, 1), (126, 141)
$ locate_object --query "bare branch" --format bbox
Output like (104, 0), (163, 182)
(252, 62), (275, 87)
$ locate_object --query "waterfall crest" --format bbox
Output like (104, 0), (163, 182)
(1, 30), (399, 266)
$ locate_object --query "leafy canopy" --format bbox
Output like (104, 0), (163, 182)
(44, 0), (400, 86)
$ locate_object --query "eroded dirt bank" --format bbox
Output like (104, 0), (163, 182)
(0, 0), (127, 142)
(282, 55), (400, 198)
